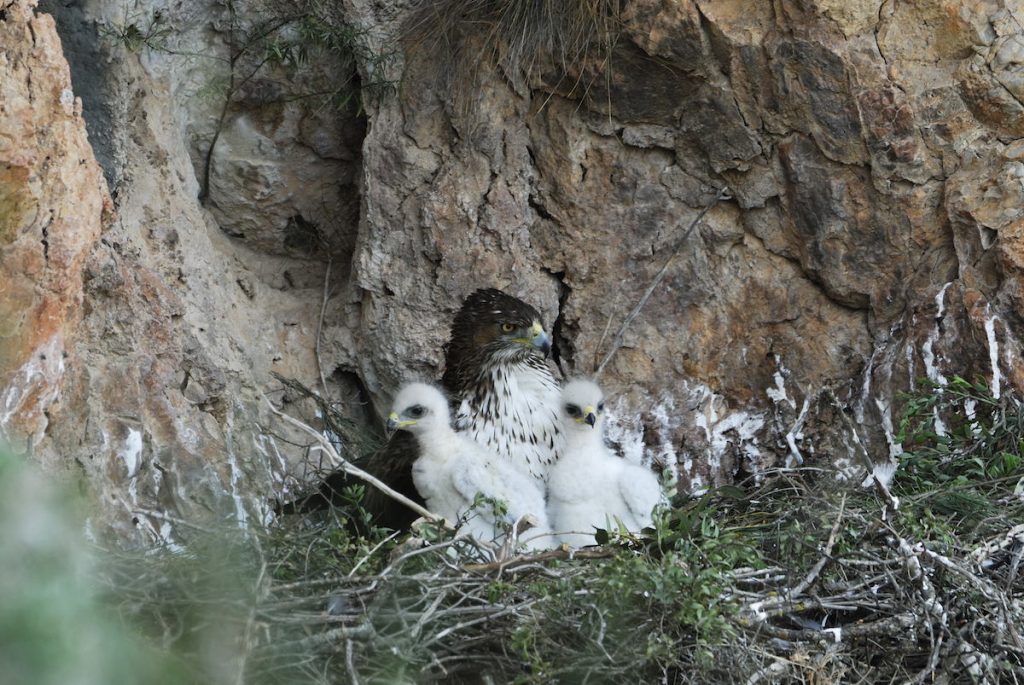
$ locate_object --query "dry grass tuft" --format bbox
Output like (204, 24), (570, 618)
(401, 0), (625, 110)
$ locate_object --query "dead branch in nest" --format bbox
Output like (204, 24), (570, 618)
(315, 255), (333, 398)
(789, 492), (845, 598)
(263, 393), (448, 527)
(462, 545), (616, 574)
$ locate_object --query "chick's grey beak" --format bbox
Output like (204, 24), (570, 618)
(584, 412), (597, 427)
(385, 417), (399, 434)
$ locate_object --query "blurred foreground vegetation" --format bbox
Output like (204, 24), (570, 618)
(2, 376), (1024, 683)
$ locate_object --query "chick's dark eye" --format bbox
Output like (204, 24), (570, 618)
(566, 404), (581, 417)
(500, 323), (515, 333)
(597, 401), (605, 412)
(407, 405), (425, 418)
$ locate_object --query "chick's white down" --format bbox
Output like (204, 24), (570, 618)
(389, 382), (553, 550)
(547, 379), (662, 547)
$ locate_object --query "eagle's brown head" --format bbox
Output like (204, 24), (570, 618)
(441, 288), (552, 392)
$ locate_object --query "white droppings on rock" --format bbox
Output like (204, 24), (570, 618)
(119, 429), (143, 505)
(156, 521), (185, 553)
(83, 518), (97, 544)
(605, 394), (674, 480)
(255, 432), (289, 491)
(933, 410), (948, 438)
(833, 454), (854, 481)
(905, 341), (916, 393)
(765, 356), (795, 409)
(226, 451), (249, 528)
(784, 398), (810, 468)
(874, 396), (903, 461)
(921, 283), (952, 391)
(965, 398), (977, 423)
(120, 429), (143, 477)
(647, 395), (679, 479)
(984, 308), (1001, 400)
(935, 282), (951, 320)
(689, 382), (766, 481)
(921, 332), (946, 388)
(172, 414), (202, 454)
(603, 401), (643, 467)
(856, 344), (883, 425)
(963, 398), (983, 435)
(608, 382), (766, 493)
(0, 335), (65, 444)
(59, 87), (74, 113)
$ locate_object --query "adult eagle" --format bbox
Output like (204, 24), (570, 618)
(279, 288), (562, 532)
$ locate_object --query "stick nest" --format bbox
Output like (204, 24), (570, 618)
(99, 377), (1024, 683)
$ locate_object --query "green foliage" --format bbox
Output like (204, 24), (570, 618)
(100, 9), (174, 53)
(254, 1), (397, 112)
(894, 376), (1024, 541)
(0, 450), (186, 685)
(101, 1), (394, 112)
(81, 486), (767, 684)
(501, 493), (761, 682)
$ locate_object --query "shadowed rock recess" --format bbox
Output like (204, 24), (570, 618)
(2, 0), (1023, 543)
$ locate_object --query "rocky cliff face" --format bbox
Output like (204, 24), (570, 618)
(0, 0), (110, 460)
(2, 0), (1023, 543)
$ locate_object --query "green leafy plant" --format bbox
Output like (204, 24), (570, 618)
(894, 376), (1024, 541)
(100, 9), (174, 52)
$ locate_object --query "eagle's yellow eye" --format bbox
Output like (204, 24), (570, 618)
(501, 323), (515, 333)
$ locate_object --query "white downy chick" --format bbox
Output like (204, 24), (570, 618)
(548, 379), (662, 547)
(387, 382), (554, 550)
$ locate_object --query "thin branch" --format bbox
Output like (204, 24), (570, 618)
(421, 597), (548, 648)
(315, 255), (332, 398)
(594, 187), (731, 378)
(270, 622), (375, 653)
(345, 639), (360, 685)
(347, 530), (401, 578)
(824, 386), (901, 516)
(263, 394), (449, 526)
(462, 545), (615, 574)
(790, 493), (845, 598)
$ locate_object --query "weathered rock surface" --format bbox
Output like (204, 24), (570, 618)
(4, 0), (1024, 542)
(0, 0), (110, 456)
(347, 0), (1024, 491)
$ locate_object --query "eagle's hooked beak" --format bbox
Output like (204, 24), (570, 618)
(583, 405), (597, 427)
(528, 321), (552, 357)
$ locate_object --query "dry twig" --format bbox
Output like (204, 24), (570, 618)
(593, 186), (731, 378)
(263, 394), (448, 526)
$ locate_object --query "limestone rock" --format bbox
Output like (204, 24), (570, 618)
(0, 0), (111, 454)
(6, 0), (1024, 542)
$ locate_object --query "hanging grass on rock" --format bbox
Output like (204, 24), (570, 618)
(401, 0), (625, 111)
